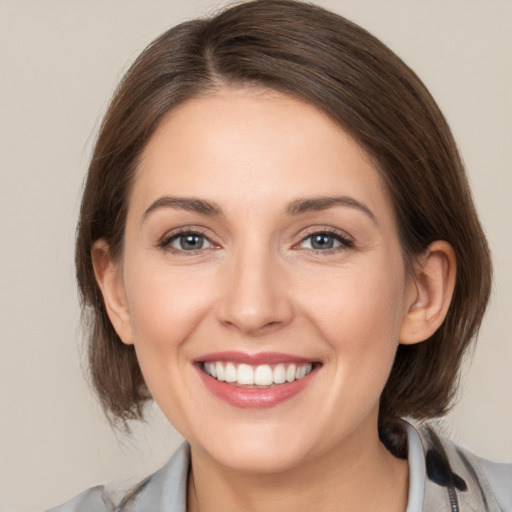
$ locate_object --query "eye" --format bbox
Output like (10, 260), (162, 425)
(298, 231), (354, 251)
(161, 231), (214, 253)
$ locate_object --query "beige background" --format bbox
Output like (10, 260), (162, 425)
(0, 1), (510, 511)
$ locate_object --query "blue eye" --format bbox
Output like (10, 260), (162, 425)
(299, 232), (353, 251)
(163, 232), (213, 252)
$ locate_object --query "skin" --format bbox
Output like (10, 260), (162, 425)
(94, 87), (456, 511)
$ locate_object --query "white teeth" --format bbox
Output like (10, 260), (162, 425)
(286, 364), (296, 382)
(273, 364), (286, 384)
(254, 365), (273, 385)
(237, 364), (255, 385)
(224, 362), (237, 383)
(203, 361), (314, 386)
(215, 362), (225, 381)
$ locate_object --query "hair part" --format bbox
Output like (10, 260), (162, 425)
(76, 0), (492, 448)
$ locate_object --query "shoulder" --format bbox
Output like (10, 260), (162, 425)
(476, 455), (512, 512)
(44, 486), (114, 512)
(406, 421), (512, 512)
(45, 443), (190, 512)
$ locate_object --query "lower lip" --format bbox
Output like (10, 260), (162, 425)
(196, 365), (318, 408)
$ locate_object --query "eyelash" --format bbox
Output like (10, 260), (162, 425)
(159, 228), (215, 255)
(294, 228), (355, 254)
(159, 228), (355, 255)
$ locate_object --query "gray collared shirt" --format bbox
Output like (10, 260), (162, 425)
(46, 422), (512, 512)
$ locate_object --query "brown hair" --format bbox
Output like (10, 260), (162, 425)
(76, 0), (491, 452)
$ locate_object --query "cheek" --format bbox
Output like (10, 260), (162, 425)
(307, 270), (407, 422)
(122, 260), (218, 425)
(303, 265), (405, 337)
(123, 257), (215, 364)
(299, 264), (407, 383)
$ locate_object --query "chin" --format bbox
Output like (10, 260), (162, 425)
(190, 422), (321, 475)
(209, 444), (309, 474)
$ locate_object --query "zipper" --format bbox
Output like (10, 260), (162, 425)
(447, 485), (459, 512)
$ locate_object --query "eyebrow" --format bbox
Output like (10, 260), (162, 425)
(142, 194), (376, 223)
(286, 196), (376, 223)
(143, 196), (223, 220)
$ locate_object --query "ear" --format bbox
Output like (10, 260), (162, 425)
(91, 240), (134, 345)
(399, 241), (456, 345)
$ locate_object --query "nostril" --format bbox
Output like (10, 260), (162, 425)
(215, 262), (294, 334)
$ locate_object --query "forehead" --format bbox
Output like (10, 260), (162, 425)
(131, 87), (394, 222)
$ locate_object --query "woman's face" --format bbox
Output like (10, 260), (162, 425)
(114, 88), (417, 472)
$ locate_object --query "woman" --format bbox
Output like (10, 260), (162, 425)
(49, 1), (511, 510)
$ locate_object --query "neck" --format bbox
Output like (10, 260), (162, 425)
(187, 426), (408, 512)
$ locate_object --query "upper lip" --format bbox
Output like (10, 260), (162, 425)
(196, 351), (318, 365)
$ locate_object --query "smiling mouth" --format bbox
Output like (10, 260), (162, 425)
(201, 361), (317, 387)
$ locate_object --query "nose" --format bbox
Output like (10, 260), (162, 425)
(216, 247), (294, 336)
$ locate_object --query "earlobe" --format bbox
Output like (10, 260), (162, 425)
(91, 240), (134, 345)
(399, 241), (456, 345)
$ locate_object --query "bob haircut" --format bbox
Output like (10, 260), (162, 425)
(76, 0), (491, 452)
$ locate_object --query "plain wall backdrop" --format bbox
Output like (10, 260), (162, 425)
(0, 1), (510, 511)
